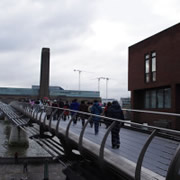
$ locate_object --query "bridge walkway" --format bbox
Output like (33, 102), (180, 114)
(51, 117), (179, 178)
(0, 101), (180, 180)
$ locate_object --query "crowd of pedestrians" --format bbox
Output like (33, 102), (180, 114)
(24, 98), (124, 149)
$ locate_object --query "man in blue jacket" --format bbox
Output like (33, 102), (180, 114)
(70, 99), (80, 124)
(91, 100), (102, 135)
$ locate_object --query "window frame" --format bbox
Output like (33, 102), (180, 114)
(145, 54), (150, 83)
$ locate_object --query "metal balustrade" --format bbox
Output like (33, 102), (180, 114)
(0, 101), (180, 180)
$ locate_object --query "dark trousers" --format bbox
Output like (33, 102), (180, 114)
(93, 119), (99, 134)
(111, 125), (120, 146)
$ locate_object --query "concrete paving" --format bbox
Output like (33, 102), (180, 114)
(0, 163), (66, 180)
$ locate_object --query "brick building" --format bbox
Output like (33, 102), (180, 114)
(128, 23), (180, 130)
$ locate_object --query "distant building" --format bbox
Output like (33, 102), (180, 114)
(0, 85), (100, 103)
(120, 98), (131, 109)
(101, 98), (116, 105)
(32, 85), (64, 90)
(120, 98), (131, 120)
(128, 23), (180, 130)
(0, 48), (100, 103)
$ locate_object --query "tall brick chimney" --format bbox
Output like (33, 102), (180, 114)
(39, 48), (50, 99)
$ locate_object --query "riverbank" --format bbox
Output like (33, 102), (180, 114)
(0, 120), (50, 157)
(0, 156), (53, 164)
(0, 161), (66, 180)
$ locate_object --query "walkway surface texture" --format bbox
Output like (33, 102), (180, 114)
(51, 118), (179, 178)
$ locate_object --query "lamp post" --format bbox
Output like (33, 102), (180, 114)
(97, 77), (105, 92)
(74, 69), (82, 91)
(100, 77), (109, 101)
(105, 77), (109, 100)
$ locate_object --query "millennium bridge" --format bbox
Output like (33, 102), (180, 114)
(0, 101), (179, 180)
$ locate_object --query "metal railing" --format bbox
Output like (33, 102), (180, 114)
(5, 101), (180, 180)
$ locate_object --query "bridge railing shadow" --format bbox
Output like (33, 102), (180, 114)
(9, 101), (180, 180)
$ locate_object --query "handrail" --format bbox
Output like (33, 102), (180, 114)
(78, 116), (92, 154)
(123, 108), (180, 117)
(135, 129), (158, 180)
(99, 121), (116, 165)
(166, 144), (180, 180)
(31, 104), (180, 135)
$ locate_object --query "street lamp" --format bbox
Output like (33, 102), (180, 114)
(97, 77), (105, 92)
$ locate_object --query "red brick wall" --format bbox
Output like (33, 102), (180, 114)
(128, 23), (180, 91)
(128, 23), (180, 130)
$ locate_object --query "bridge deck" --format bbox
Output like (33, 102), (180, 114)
(50, 118), (179, 178)
(0, 102), (179, 180)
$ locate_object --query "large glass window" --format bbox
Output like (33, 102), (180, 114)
(151, 90), (156, 108)
(164, 88), (171, 108)
(157, 89), (164, 108)
(145, 91), (150, 108)
(144, 88), (171, 109)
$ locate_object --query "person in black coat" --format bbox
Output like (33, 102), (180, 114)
(79, 101), (88, 127)
(107, 101), (124, 149)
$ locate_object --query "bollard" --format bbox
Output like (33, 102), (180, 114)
(43, 159), (49, 180)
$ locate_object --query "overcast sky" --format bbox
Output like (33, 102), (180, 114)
(0, 0), (179, 100)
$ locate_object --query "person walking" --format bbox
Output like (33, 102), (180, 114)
(79, 101), (88, 127)
(70, 99), (80, 124)
(107, 101), (124, 149)
(91, 100), (102, 135)
(63, 101), (70, 121)
(87, 102), (93, 127)
(58, 99), (64, 118)
(52, 100), (59, 120)
(103, 102), (112, 128)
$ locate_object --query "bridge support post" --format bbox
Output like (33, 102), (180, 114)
(43, 159), (49, 180)
(9, 125), (29, 147)
(40, 124), (46, 137)
(0, 111), (5, 120)
(59, 138), (72, 157)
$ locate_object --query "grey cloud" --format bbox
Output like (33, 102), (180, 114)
(0, 0), (96, 52)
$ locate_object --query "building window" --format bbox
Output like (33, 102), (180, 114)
(164, 88), (171, 108)
(144, 52), (157, 83)
(157, 89), (164, 108)
(151, 52), (156, 82)
(145, 54), (150, 83)
(144, 88), (171, 109)
(145, 91), (150, 108)
(151, 90), (156, 108)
